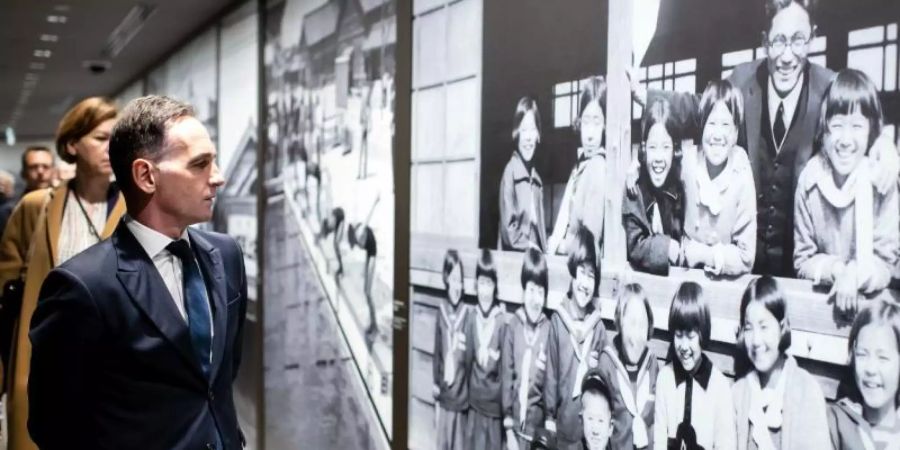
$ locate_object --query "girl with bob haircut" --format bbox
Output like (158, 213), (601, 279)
(0, 97), (126, 450)
(732, 276), (830, 450)
(623, 97), (686, 276)
(682, 79), (757, 277)
(549, 76), (608, 259)
(829, 299), (900, 450)
(433, 249), (474, 449)
(654, 282), (735, 450)
(545, 226), (608, 448)
(499, 96), (547, 252)
(468, 249), (508, 449)
(502, 248), (552, 449)
(597, 283), (659, 449)
(794, 68), (899, 315)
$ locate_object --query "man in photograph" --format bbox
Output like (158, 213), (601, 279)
(28, 95), (248, 450)
(634, 0), (898, 277)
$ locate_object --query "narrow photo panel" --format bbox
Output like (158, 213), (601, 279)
(263, 0), (396, 446)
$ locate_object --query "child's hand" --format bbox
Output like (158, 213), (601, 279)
(432, 384), (440, 400)
(588, 350), (600, 369)
(505, 435), (520, 450)
(626, 159), (641, 195)
(668, 239), (681, 265)
(869, 137), (899, 195)
(831, 262), (859, 315)
(456, 333), (467, 354)
(536, 347), (547, 372)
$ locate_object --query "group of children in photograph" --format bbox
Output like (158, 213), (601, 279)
(432, 237), (900, 450)
(499, 64), (899, 316)
(445, 1), (900, 448)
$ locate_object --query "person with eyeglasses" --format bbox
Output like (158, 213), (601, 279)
(631, 0), (898, 279)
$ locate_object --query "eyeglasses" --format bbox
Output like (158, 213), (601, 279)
(767, 33), (812, 56)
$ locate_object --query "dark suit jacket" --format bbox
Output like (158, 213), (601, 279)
(728, 59), (834, 199)
(28, 221), (248, 450)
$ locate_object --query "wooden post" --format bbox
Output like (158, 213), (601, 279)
(604, 0), (633, 270)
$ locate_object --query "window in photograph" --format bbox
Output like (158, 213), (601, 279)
(848, 23), (899, 91)
(632, 58), (697, 119)
(553, 77), (592, 128)
(411, 0), (481, 239)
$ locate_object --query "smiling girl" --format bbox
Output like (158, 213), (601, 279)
(829, 299), (900, 449)
(623, 98), (686, 276)
(434, 249), (474, 450)
(502, 248), (552, 450)
(549, 76), (608, 258)
(468, 249), (508, 449)
(653, 281), (735, 450)
(499, 96), (548, 252)
(682, 80), (757, 277)
(597, 283), (659, 449)
(732, 276), (830, 450)
(545, 226), (609, 449)
(794, 69), (899, 314)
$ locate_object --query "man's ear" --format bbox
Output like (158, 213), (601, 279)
(761, 31), (769, 55)
(132, 159), (157, 194)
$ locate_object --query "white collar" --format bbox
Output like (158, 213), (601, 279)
(125, 216), (190, 260)
(768, 71), (805, 138)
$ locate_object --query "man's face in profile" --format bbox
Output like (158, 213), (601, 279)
(23, 150), (54, 191)
(765, 3), (813, 97)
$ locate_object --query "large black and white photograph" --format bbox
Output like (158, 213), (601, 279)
(408, 0), (900, 449)
(263, 0), (395, 446)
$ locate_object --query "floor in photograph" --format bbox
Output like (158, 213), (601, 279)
(264, 192), (384, 450)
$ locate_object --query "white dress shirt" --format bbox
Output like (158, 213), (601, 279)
(767, 72), (805, 149)
(125, 217), (213, 341)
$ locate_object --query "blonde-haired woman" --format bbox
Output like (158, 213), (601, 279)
(0, 97), (126, 449)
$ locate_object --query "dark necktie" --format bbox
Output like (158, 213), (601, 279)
(166, 239), (212, 377)
(773, 101), (786, 148)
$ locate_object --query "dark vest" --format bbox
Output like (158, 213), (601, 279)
(752, 68), (811, 277)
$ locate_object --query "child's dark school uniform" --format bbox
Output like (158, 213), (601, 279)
(434, 302), (475, 450)
(597, 339), (659, 450)
(502, 308), (551, 448)
(545, 303), (609, 449)
(467, 306), (507, 450)
(499, 151), (548, 252)
(622, 173), (685, 276)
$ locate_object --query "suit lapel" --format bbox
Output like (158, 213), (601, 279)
(744, 64), (764, 168)
(189, 229), (227, 383)
(113, 222), (204, 378)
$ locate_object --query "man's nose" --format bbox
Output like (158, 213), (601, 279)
(210, 162), (225, 187)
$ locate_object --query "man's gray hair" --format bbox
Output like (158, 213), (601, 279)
(109, 95), (195, 195)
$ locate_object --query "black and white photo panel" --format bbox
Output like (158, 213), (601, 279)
(264, 0), (396, 446)
(408, 0), (900, 449)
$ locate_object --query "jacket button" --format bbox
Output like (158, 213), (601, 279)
(206, 444), (215, 450)
(208, 390), (215, 401)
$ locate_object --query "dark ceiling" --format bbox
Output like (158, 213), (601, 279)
(0, 0), (240, 140)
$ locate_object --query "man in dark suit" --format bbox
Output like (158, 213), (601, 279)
(28, 95), (247, 450)
(633, 0), (898, 277)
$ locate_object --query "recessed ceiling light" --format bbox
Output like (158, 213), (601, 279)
(29, 62), (46, 70)
(47, 15), (67, 24)
(33, 49), (52, 58)
(54, 5), (71, 12)
(24, 73), (39, 81)
(39, 34), (58, 42)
